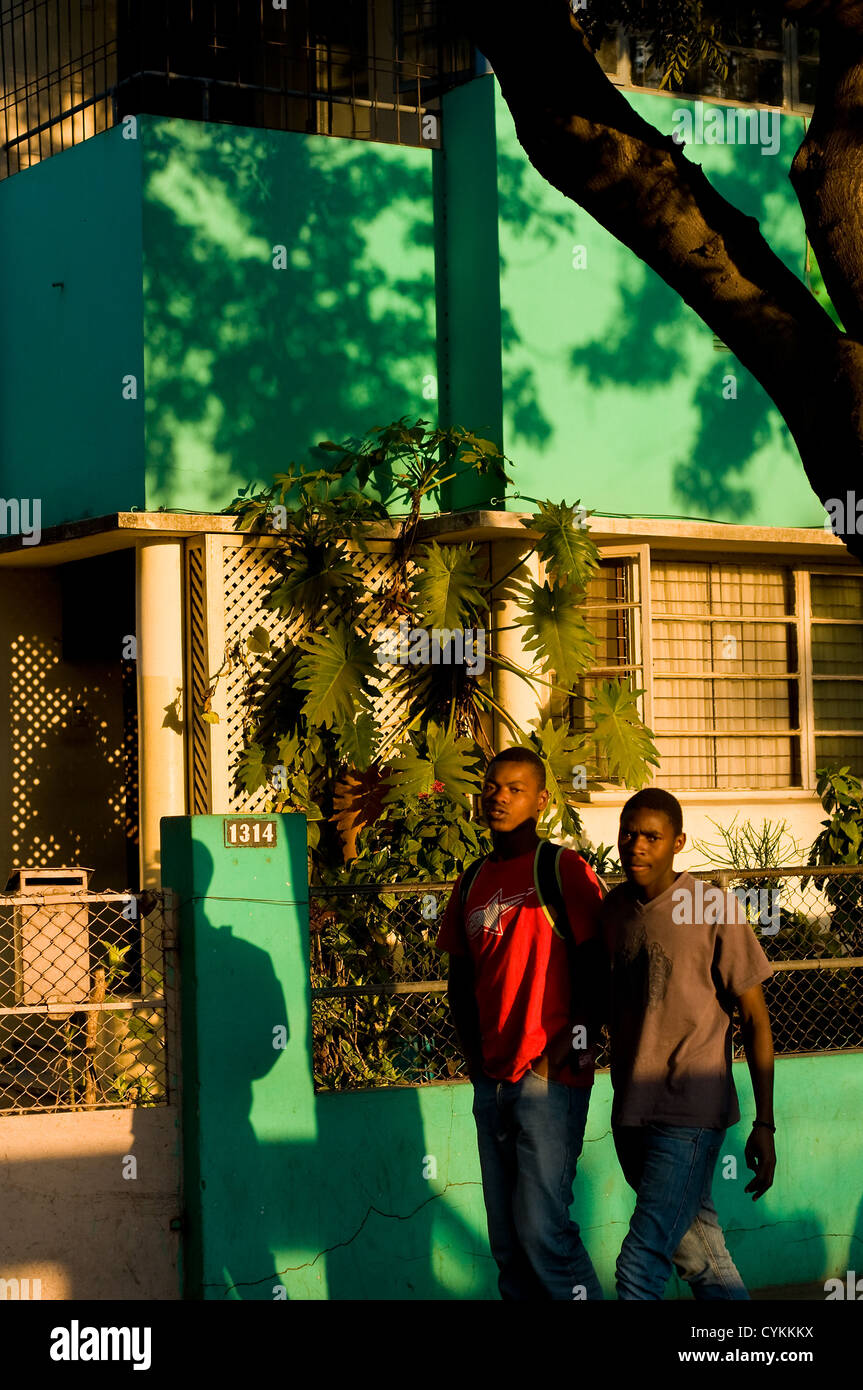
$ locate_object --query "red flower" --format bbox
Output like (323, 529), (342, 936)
(432, 780), (445, 793)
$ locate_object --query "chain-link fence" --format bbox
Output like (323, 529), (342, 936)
(310, 868), (863, 1091)
(0, 889), (172, 1114)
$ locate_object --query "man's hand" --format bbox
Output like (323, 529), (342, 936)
(574, 1040), (600, 1071)
(744, 1125), (776, 1200)
(532, 1024), (589, 1081)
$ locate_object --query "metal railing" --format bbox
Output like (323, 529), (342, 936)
(310, 867), (863, 1091)
(0, 888), (173, 1113)
(1, 1), (474, 179)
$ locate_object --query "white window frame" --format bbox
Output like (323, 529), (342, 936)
(587, 546), (863, 795)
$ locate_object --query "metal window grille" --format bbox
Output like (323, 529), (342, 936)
(0, 886), (172, 1113)
(1, 1), (474, 179)
(310, 867), (863, 1091)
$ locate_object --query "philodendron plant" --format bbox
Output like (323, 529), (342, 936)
(220, 417), (658, 884)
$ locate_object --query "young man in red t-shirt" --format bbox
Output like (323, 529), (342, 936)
(435, 747), (606, 1300)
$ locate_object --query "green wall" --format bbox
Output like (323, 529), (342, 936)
(433, 79), (504, 511)
(164, 813), (863, 1300)
(0, 124), (146, 527)
(493, 83), (829, 527)
(140, 118), (440, 513)
(2, 85), (831, 529)
(0, 116), (442, 526)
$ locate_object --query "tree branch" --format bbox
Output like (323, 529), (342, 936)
(459, 0), (863, 559)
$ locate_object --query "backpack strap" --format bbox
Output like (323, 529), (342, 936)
(459, 856), (488, 914)
(533, 840), (568, 940)
(535, 841), (585, 1026)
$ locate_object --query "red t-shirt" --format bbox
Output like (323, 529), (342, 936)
(435, 846), (604, 1088)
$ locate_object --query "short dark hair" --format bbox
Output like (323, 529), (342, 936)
(620, 788), (683, 837)
(486, 746), (546, 790)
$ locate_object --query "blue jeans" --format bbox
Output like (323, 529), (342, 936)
(471, 1068), (602, 1300)
(613, 1122), (750, 1301)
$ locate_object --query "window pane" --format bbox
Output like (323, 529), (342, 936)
(813, 681), (863, 731)
(815, 737), (863, 779)
(654, 621), (794, 674)
(653, 678), (794, 733)
(797, 60), (818, 107)
(811, 573), (863, 619)
(652, 562), (710, 615)
(584, 561), (632, 606)
(629, 43), (783, 105)
(652, 561), (792, 617)
(656, 736), (798, 790)
(812, 625), (863, 676)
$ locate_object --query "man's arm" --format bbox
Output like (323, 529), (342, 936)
(572, 936), (610, 1048)
(737, 982), (776, 1201)
(447, 954), (484, 1079)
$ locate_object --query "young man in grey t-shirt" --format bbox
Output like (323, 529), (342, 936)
(601, 788), (776, 1300)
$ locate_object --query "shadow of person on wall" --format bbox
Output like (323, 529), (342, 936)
(173, 840), (289, 1300)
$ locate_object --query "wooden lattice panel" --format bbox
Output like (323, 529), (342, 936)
(185, 530), (497, 812)
(216, 536), (415, 809)
(185, 543), (210, 816)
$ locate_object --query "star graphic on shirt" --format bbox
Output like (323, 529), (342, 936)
(466, 889), (531, 940)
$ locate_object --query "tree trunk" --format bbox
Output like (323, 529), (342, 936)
(460, 0), (863, 562)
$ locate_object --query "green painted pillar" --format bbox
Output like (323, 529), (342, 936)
(434, 75), (505, 511)
(161, 813), (312, 1300)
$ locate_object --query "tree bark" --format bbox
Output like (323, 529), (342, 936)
(459, 0), (863, 562)
(789, 2), (863, 341)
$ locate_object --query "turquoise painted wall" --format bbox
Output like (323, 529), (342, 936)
(140, 117), (440, 514)
(0, 125), (146, 527)
(0, 116), (441, 526)
(433, 79), (504, 512)
(0, 85), (833, 529)
(164, 813), (863, 1300)
(493, 83), (828, 527)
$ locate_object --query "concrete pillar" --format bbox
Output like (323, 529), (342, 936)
(136, 541), (186, 888)
(489, 540), (544, 753)
(161, 813), (312, 1299)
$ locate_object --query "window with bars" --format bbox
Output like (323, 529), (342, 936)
(810, 572), (863, 776)
(0, 1), (474, 179)
(552, 550), (648, 780)
(555, 551), (863, 793)
(651, 558), (801, 790)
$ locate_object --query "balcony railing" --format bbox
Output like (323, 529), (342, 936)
(1, 0), (475, 179)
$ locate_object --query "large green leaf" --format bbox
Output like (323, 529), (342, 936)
(267, 543), (364, 620)
(295, 623), (377, 730)
(588, 680), (660, 789)
(530, 719), (591, 839)
(512, 579), (597, 688)
(237, 742), (268, 794)
(520, 500), (599, 589)
(336, 710), (378, 772)
(411, 542), (487, 630)
(384, 723), (484, 810)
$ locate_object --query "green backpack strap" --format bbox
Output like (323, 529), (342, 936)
(533, 839), (569, 940)
(459, 856), (488, 914)
(535, 841), (590, 1043)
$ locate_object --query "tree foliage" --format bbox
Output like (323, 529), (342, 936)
(221, 419), (659, 877)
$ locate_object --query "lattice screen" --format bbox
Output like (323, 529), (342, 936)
(186, 532), (440, 813)
(186, 543), (210, 816)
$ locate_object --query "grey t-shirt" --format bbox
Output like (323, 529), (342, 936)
(601, 871), (773, 1128)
